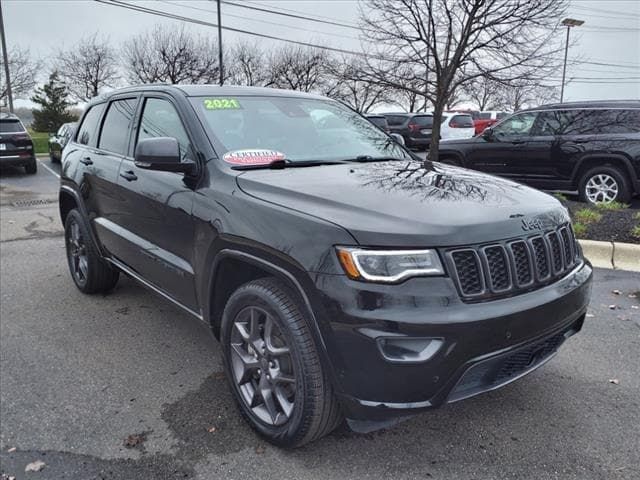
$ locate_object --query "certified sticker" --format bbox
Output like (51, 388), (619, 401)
(222, 149), (286, 165)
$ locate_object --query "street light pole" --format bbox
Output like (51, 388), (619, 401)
(217, 0), (224, 86)
(0, 1), (14, 113)
(560, 18), (584, 103)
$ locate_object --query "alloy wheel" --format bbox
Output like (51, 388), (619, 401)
(229, 306), (296, 426)
(67, 220), (88, 283)
(585, 174), (619, 204)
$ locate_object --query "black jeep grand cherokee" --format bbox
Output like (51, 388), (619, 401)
(59, 85), (592, 447)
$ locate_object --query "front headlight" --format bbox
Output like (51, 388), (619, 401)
(336, 247), (445, 283)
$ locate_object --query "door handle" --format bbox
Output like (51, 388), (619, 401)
(120, 170), (138, 181)
(80, 157), (93, 165)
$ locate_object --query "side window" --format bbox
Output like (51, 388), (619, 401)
(98, 99), (137, 155)
(76, 104), (106, 147)
(137, 98), (191, 160)
(588, 109), (640, 134)
(493, 112), (537, 137)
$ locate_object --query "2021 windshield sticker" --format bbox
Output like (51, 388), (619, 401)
(223, 149), (286, 165)
(204, 98), (241, 110)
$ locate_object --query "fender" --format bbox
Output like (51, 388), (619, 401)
(571, 153), (640, 192)
(205, 247), (343, 392)
(59, 183), (108, 258)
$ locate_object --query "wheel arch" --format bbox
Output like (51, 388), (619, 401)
(572, 154), (638, 193)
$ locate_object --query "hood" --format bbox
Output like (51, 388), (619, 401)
(236, 160), (569, 247)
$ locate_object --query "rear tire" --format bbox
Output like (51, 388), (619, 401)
(220, 277), (342, 448)
(64, 209), (119, 293)
(25, 160), (37, 174)
(578, 165), (631, 204)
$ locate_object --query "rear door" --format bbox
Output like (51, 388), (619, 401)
(114, 95), (198, 310)
(84, 98), (139, 257)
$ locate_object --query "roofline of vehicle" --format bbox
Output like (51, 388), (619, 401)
(518, 100), (640, 112)
(84, 84), (334, 107)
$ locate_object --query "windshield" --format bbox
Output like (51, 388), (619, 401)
(192, 96), (410, 163)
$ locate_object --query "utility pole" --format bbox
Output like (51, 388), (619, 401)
(560, 18), (584, 103)
(0, 1), (14, 113)
(217, 0), (224, 86)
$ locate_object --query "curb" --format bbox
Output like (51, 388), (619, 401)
(578, 239), (639, 272)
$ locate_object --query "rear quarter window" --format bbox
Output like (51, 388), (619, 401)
(76, 104), (106, 147)
(98, 99), (138, 155)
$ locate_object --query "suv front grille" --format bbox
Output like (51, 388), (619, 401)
(448, 223), (580, 301)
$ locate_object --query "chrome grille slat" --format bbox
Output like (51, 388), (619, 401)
(449, 223), (579, 301)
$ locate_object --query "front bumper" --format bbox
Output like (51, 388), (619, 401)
(310, 261), (592, 422)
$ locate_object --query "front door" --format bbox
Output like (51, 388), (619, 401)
(115, 96), (199, 311)
(466, 111), (538, 179)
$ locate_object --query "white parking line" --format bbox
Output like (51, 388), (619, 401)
(37, 158), (61, 179)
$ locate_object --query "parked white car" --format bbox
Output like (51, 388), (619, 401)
(440, 112), (476, 140)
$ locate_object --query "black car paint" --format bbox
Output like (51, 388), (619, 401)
(382, 113), (434, 150)
(48, 122), (77, 161)
(59, 85), (592, 427)
(0, 115), (36, 168)
(438, 102), (640, 194)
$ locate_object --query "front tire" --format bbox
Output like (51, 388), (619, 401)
(579, 165), (631, 204)
(221, 278), (341, 448)
(64, 209), (119, 293)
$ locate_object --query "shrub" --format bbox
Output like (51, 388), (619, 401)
(574, 208), (602, 224)
(594, 201), (629, 211)
(572, 222), (587, 238)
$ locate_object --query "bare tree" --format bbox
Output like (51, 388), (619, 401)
(57, 34), (119, 102)
(227, 41), (268, 86)
(498, 82), (559, 111)
(462, 75), (503, 110)
(266, 45), (329, 92)
(360, 0), (567, 161)
(323, 57), (389, 113)
(123, 25), (219, 84)
(0, 46), (41, 103)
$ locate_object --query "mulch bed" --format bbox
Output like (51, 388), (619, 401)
(559, 197), (639, 244)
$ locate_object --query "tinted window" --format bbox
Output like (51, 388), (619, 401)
(0, 119), (25, 133)
(77, 104), (106, 146)
(367, 116), (388, 129)
(138, 98), (191, 160)
(99, 99), (137, 155)
(411, 115), (433, 127)
(450, 115), (474, 127)
(496, 112), (509, 120)
(478, 112), (492, 120)
(493, 112), (537, 137)
(568, 109), (640, 135)
(385, 115), (408, 126)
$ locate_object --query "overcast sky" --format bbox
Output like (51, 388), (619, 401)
(3, 0), (639, 109)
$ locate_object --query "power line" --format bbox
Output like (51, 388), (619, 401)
(218, 0), (360, 30)
(94, 0), (373, 58)
(571, 4), (640, 19)
(159, 0), (363, 41)
(579, 60), (640, 69)
(243, 0), (360, 26)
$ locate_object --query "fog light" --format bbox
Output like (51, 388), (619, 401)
(376, 337), (443, 363)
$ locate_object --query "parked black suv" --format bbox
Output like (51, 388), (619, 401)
(437, 101), (640, 204)
(382, 112), (434, 150)
(59, 85), (592, 447)
(0, 112), (37, 174)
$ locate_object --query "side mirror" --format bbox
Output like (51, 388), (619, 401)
(390, 133), (405, 146)
(134, 137), (195, 174)
(481, 128), (494, 140)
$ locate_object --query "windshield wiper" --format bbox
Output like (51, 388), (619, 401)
(344, 155), (406, 163)
(230, 159), (349, 170)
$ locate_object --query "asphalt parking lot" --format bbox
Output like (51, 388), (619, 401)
(1, 157), (639, 480)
